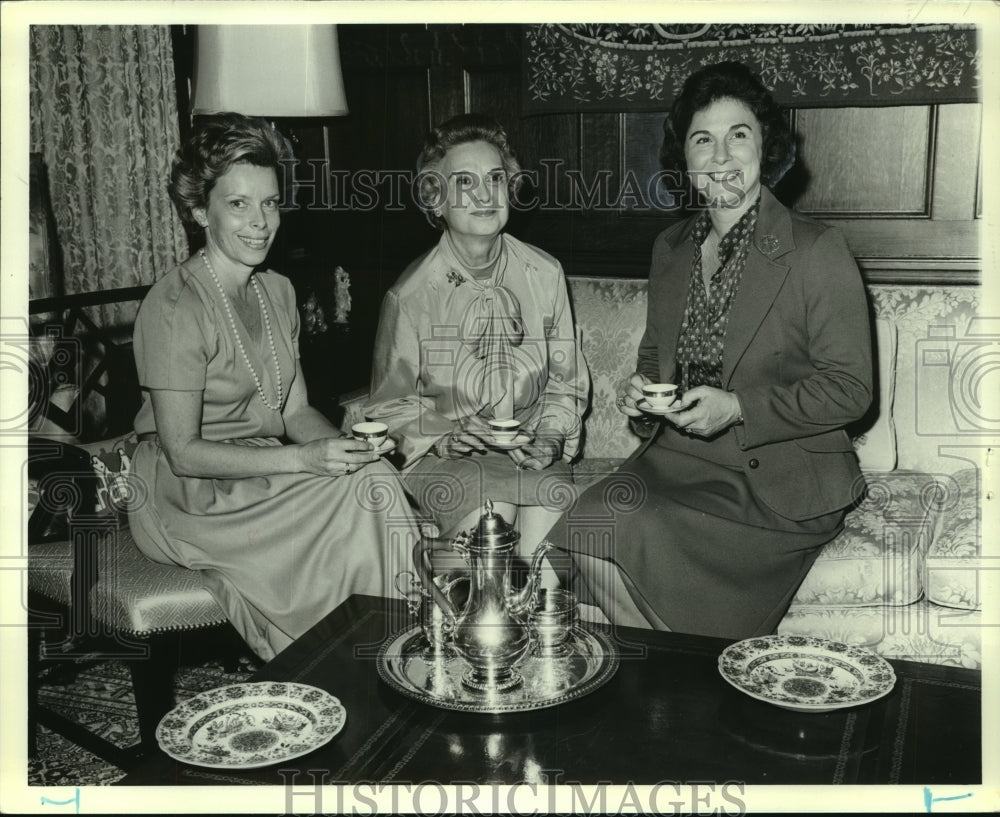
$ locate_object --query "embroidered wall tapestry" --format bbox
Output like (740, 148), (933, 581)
(522, 24), (981, 114)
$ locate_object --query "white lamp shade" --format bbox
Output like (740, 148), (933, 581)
(192, 25), (349, 117)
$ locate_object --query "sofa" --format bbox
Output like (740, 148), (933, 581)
(341, 277), (988, 669)
(28, 278), (988, 671)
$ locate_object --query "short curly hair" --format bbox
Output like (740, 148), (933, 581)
(659, 61), (795, 189)
(416, 113), (523, 231)
(168, 112), (291, 231)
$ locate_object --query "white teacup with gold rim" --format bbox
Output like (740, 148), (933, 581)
(487, 418), (521, 444)
(641, 383), (678, 410)
(352, 421), (389, 447)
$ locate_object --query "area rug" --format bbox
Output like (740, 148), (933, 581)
(29, 656), (255, 787)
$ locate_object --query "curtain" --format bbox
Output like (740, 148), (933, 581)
(523, 24), (981, 114)
(29, 25), (189, 317)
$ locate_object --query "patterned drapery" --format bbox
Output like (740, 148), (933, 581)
(523, 24), (981, 114)
(29, 25), (188, 316)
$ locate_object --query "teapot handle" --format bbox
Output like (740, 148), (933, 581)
(412, 536), (461, 624)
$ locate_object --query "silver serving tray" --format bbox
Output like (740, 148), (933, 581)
(376, 625), (620, 714)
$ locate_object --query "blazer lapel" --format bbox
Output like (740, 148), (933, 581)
(722, 189), (795, 386)
(656, 224), (696, 382)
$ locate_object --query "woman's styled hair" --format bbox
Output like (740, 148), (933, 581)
(659, 61), (795, 187)
(416, 113), (523, 230)
(168, 112), (291, 231)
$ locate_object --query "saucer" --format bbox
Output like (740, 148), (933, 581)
(637, 398), (684, 415)
(486, 431), (533, 450)
(355, 437), (396, 455)
(373, 438), (397, 455)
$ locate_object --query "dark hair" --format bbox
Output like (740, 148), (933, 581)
(416, 113), (523, 230)
(659, 61), (795, 187)
(168, 112), (291, 231)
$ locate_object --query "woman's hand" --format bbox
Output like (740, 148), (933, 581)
(663, 386), (742, 437)
(510, 433), (564, 470)
(615, 372), (650, 417)
(434, 416), (491, 459)
(295, 437), (382, 476)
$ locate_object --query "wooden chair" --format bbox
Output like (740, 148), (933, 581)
(26, 288), (244, 768)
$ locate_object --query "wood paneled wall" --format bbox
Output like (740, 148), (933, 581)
(172, 23), (982, 396)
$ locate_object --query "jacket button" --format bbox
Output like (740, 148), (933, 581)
(749, 458), (759, 469)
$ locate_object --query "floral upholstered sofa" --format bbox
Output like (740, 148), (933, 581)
(345, 277), (990, 669)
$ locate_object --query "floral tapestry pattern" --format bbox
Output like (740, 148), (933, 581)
(523, 24), (981, 113)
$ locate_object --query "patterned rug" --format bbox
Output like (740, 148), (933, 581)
(29, 655), (256, 786)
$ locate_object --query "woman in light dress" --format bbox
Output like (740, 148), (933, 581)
(128, 113), (419, 660)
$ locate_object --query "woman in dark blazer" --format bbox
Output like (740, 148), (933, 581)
(547, 62), (873, 639)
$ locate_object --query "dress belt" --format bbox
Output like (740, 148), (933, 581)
(137, 432), (159, 443)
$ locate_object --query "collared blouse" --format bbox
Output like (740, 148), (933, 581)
(366, 232), (589, 467)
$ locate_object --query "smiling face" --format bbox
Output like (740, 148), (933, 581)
(684, 97), (764, 213)
(437, 140), (510, 241)
(193, 163), (280, 272)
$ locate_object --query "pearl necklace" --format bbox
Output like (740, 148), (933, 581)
(200, 249), (283, 411)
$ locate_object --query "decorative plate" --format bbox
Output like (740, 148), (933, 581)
(718, 635), (895, 713)
(485, 432), (533, 450)
(637, 398), (685, 415)
(155, 682), (346, 769)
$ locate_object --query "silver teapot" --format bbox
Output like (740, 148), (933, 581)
(413, 500), (552, 692)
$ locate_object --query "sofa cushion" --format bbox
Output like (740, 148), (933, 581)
(851, 318), (897, 472)
(790, 471), (937, 608)
(569, 278), (647, 460)
(77, 432), (141, 518)
(778, 602), (981, 669)
(925, 468), (982, 611)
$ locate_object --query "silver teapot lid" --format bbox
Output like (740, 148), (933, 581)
(470, 499), (519, 548)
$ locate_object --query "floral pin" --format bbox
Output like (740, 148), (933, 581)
(446, 270), (465, 287)
(759, 234), (780, 255)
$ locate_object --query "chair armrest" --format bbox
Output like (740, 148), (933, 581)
(28, 437), (96, 543)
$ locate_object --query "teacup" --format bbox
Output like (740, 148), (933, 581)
(641, 383), (678, 409)
(530, 588), (578, 656)
(352, 421), (389, 447)
(488, 418), (521, 443)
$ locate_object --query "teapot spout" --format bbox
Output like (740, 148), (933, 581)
(509, 540), (554, 617)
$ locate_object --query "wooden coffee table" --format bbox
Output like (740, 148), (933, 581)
(118, 594), (981, 787)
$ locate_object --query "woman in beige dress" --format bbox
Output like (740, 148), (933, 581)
(128, 113), (419, 660)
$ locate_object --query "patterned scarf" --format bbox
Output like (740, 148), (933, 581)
(446, 234), (525, 417)
(675, 197), (761, 390)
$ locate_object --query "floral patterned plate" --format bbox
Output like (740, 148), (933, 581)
(155, 682), (346, 769)
(718, 635), (896, 713)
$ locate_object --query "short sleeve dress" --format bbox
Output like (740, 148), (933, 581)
(128, 264), (419, 660)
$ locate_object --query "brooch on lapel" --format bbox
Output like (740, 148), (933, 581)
(759, 234), (780, 255)
(446, 270), (465, 287)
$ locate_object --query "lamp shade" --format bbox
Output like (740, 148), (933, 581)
(192, 25), (348, 117)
